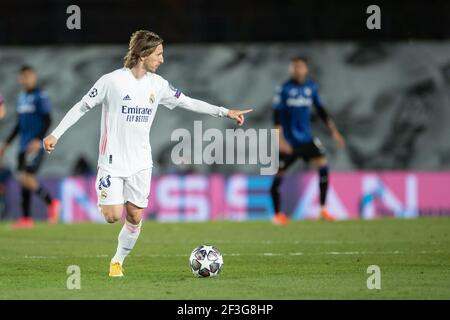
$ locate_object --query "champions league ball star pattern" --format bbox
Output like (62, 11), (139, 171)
(189, 245), (224, 277)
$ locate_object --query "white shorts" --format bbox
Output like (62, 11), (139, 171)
(95, 168), (152, 208)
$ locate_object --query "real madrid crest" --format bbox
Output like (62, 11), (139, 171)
(149, 93), (156, 104)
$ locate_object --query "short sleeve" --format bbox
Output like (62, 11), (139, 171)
(81, 75), (109, 109)
(273, 85), (285, 110)
(159, 79), (184, 110)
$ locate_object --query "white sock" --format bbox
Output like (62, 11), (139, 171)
(111, 219), (142, 265)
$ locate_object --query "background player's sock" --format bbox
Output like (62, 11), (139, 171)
(270, 176), (283, 213)
(319, 166), (329, 206)
(36, 185), (52, 205)
(111, 219), (142, 265)
(21, 188), (31, 218)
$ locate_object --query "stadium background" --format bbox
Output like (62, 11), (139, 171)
(1, 0), (449, 222)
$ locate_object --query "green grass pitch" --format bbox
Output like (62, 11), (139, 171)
(0, 217), (449, 299)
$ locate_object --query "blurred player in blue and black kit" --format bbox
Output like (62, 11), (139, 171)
(271, 57), (345, 224)
(0, 93), (10, 219)
(0, 66), (60, 228)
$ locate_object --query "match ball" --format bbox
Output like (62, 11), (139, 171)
(189, 245), (223, 277)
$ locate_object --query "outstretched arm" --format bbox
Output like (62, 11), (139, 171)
(43, 100), (91, 153)
(177, 96), (252, 126)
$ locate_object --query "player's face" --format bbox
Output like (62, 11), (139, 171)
(290, 60), (308, 83)
(143, 44), (164, 73)
(19, 70), (37, 91)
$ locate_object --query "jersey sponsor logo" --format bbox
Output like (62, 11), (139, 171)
(123, 94), (131, 101)
(89, 88), (98, 98)
(121, 105), (153, 115)
(122, 105), (152, 123)
(98, 175), (111, 190)
(17, 103), (36, 114)
(286, 97), (313, 107)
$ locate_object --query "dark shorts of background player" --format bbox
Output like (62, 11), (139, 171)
(17, 148), (45, 174)
(279, 137), (326, 172)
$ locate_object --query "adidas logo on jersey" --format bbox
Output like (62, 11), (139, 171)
(123, 95), (131, 101)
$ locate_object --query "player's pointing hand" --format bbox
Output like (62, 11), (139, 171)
(43, 135), (58, 154)
(227, 109), (253, 126)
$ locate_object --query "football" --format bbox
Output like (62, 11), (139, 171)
(189, 245), (224, 277)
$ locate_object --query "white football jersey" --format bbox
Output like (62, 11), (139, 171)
(82, 68), (184, 177)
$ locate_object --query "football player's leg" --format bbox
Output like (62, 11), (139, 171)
(109, 203), (143, 276)
(12, 153), (33, 228)
(17, 172), (36, 217)
(271, 153), (296, 224)
(110, 169), (151, 270)
(17, 183), (33, 228)
(23, 151), (59, 223)
(21, 186), (31, 218)
(11, 172), (34, 229)
(310, 156), (328, 206)
(101, 204), (124, 223)
(112, 202), (143, 263)
(310, 155), (334, 221)
(271, 172), (284, 214)
(15, 169), (36, 228)
(306, 137), (334, 220)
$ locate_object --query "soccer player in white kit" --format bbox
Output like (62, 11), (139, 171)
(43, 30), (252, 277)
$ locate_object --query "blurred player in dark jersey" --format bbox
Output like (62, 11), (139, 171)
(0, 66), (60, 228)
(271, 57), (345, 224)
(0, 93), (8, 219)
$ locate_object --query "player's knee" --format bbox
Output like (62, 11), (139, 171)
(18, 174), (36, 190)
(18, 173), (27, 185)
(101, 207), (121, 223)
(126, 210), (143, 225)
(125, 202), (144, 225)
(104, 215), (120, 224)
(311, 157), (327, 167)
(127, 214), (142, 225)
(104, 215), (119, 224)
